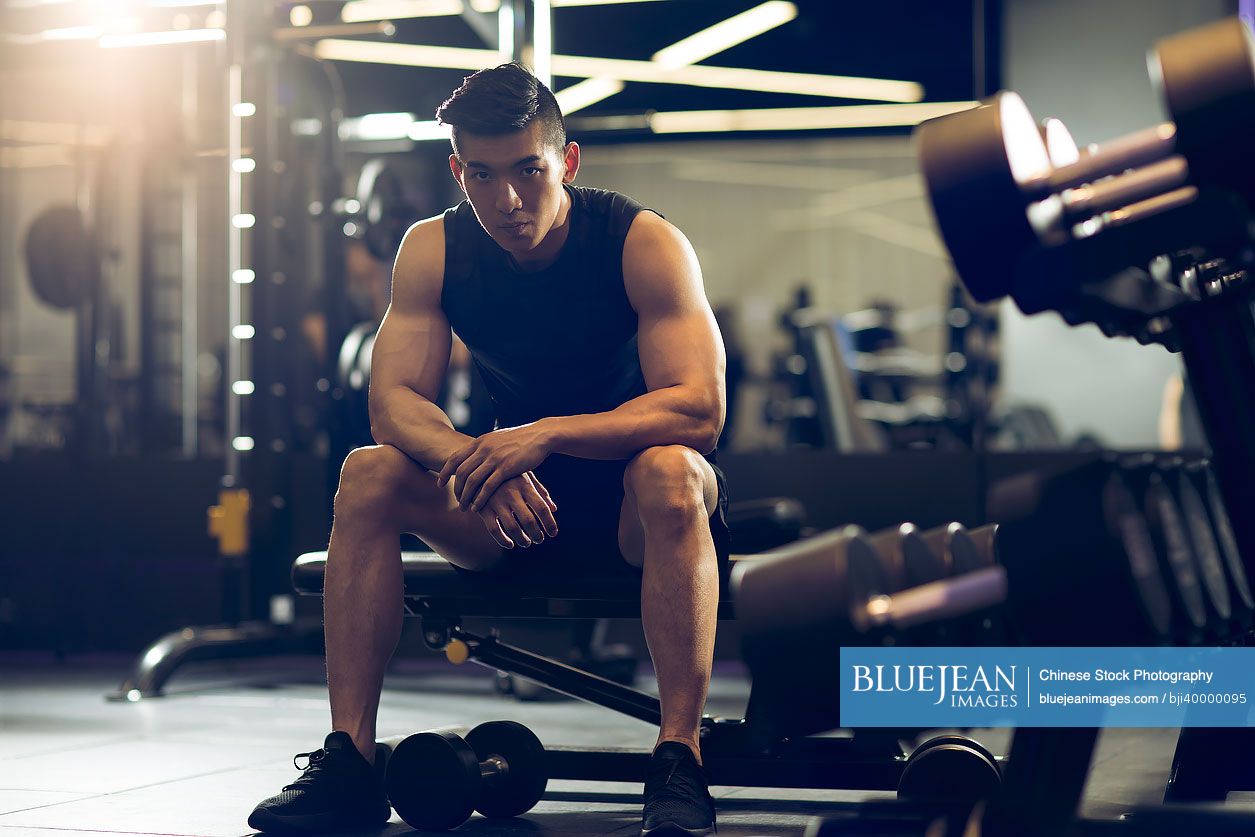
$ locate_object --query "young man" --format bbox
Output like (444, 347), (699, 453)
(249, 63), (728, 836)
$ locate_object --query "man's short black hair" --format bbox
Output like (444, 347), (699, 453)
(436, 63), (567, 159)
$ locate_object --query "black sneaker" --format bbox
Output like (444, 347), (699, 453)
(641, 741), (717, 836)
(248, 731), (391, 834)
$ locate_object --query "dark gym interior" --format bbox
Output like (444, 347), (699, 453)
(4, 1), (1255, 835)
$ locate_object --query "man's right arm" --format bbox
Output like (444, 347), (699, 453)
(368, 217), (473, 471)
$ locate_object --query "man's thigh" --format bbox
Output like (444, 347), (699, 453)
(347, 445), (504, 570)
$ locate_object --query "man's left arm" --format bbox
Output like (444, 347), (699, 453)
(441, 212), (726, 511)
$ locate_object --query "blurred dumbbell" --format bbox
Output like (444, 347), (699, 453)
(917, 17), (1255, 307)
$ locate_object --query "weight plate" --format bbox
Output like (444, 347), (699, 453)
(386, 730), (479, 831)
(1202, 466), (1255, 612)
(916, 92), (1046, 303)
(24, 205), (99, 310)
(1104, 471), (1175, 642)
(898, 737), (1001, 802)
(466, 721), (548, 819)
(1151, 18), (1255, 202)
(903, 525), (951, 587)
(958, 524), (999, 574)
(1172, 468), (1231, 623)
(1145, 478), (1208, 631)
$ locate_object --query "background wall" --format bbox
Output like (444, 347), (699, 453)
(998, 0), (1233, 446)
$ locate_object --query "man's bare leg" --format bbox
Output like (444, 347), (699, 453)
(324, 444), (502, 763)
(620, 445), (720, 763)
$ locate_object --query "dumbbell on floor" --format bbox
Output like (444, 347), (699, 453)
(386, 720), (548, 831)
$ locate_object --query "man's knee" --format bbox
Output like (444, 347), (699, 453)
(335, 445), (433, 522)
(624, 445), (710, 530)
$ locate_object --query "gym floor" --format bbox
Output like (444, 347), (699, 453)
(0, 655), (1218, 837)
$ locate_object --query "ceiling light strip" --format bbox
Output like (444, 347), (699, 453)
(313, 38), (924, 102)
(648, 101), (978, 133)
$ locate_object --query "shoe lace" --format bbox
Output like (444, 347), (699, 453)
(645, 757), (708, 808)
(283, 748), (329, 791)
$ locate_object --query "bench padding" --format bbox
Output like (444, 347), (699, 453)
(292, 550), (747, 618)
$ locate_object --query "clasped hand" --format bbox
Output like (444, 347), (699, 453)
(437, 423), (558, 549)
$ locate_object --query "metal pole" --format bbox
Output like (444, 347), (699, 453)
(181, 49), (200, 457)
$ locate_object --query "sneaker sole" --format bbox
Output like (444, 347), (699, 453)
(247, 804), (391, 835)
(641, 823), (715, 836)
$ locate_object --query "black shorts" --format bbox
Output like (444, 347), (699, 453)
(457, 453), (730, 584)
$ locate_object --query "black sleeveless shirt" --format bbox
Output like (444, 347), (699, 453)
(441, 186), (649, 428)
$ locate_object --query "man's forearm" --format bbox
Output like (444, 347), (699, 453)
(370, 387), (474, 471)
(539, 385), (721, 461)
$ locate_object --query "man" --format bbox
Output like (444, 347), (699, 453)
(249, 62), (728, 837)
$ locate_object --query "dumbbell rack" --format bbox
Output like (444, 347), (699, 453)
(900, 14), (1255, 836)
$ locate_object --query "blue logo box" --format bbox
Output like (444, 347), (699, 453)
(839, 647), (1255, 728)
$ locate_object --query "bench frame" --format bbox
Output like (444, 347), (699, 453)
(295, 551), (910, 790)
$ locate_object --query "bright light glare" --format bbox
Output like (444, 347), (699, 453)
(555, 78), (625, 114)
(407, 120), (453, 141)
(232, 436), (255, 451)
(233, 102), (256, 117)
(232, 325), (256, 340)
(289, 4), (314, 26)
(232, 269), (255, 284)
(99, 28), (224, 48)
(649, 101), (979, 134)
(232, 157), (256, 173)
(653, 2), (796, 68)
(232, 380), (256, 395)
(342, 0), (661, 20)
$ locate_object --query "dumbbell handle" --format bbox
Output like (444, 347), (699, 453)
(853, 566), (1008, 632)
(481, 755), (507, 780)
(1028, 122), (1178, 195)
(1059, 156), (1190, 219)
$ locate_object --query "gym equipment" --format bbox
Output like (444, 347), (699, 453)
(1190, 461), (1255, 628)
(897, 735), (1002, 805)
(990, 458), (1174, 645)
(346, 158), (419, 262)
(24, 205), (99, 311)
(867, 523), (935, 592)
(1118, 456), (1211, 641)
(386, 720), (547, 831)
(917, 18), (1255, 321)
(1162, 459), (1235, 631)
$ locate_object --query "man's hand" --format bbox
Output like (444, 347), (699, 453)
(475, 472), (559, 549)
(438, 422), (554, 511)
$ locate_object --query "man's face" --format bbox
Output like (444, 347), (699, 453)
(449, 120), (579, 256)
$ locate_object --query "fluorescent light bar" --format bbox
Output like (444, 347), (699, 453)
(408, 120), (453, 141)
(99, 28), (224, 48)
(555, 77), (626, 114)
(533, 0), (552, 85)
(40, 26), (102, 41)
(559, 2), (796, 115)
(339, 112), (416, 141)
(342, 0), (660, 20)
(653, 1), (795, 67)
(314, 39), (924, 103)
(343, 0), (461, 21)
(649, 101), (978, 133)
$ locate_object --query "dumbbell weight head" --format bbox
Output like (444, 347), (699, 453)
(464, 721), (548, 819)
(916, 91), (1049, 303)
(959, 524), (999, 574)
(386, 730), (481, 830)
(1162, 459), (1233, 634)
(866, 523), (934, 594)
(733, 525), (882, 740)
(1150, 17), (1255, 207)
(898, 734), (1002, 805)
(1120, 456), (1210, 641)
(1194, 462), (1255, 625)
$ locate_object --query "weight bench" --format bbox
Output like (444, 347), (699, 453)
(291, 546), (911, 792)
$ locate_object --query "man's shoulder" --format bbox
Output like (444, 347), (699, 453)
(393, 215), (447, 298)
